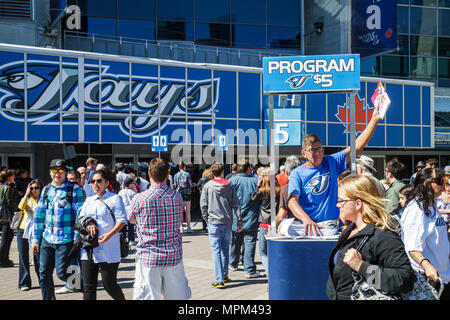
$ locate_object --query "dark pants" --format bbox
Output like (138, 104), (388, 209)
(125, 224), (135, 242)
(81, 259), (125, 300)
(0, 222), (14, 265)
(17, 228), (40, 288)
(39, 237), (73, 300)
(229, 230), (258, 275)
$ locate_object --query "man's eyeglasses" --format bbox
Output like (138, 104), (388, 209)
(50, 169), (66, 174)
(303, 147), (323, 154)
(90, 178), (104, 184)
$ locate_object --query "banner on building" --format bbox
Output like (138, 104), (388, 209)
(351, 0), (397, 59)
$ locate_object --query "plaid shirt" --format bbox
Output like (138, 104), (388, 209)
(173, 170), (192, 195)
(32, 180), (85, 245)
(128, 183), (183, 267)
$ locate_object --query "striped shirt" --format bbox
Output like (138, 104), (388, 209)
(32, 180), (85, 245)
(128, 183), (183, 267)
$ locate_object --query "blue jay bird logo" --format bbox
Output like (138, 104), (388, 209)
(304, 173), (330, 195)
(286, 75), (312, 89)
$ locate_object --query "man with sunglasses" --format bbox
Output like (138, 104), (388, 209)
(288, 106), (382, 236)
(31, 159), (85, 300)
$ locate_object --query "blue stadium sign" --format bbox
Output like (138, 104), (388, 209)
(263, 54), (360, 94)
(151, 135), (168, 152)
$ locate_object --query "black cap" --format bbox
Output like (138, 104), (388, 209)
(49, 159), (69, 170)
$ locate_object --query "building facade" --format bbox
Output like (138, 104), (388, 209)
(0, 0), (448, 183)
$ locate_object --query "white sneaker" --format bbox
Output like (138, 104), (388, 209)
(245, 271), (260, 279)
(55, 286), (75, 294)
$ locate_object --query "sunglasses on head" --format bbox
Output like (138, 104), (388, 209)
(90, 178), (104, 184)
(50, 168), (66, 174)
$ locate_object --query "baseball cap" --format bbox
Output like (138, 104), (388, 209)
(356, 155), (377, 174)
(49, 159), (69, 170)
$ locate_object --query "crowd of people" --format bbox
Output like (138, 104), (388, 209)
(0, 109), (449, 301)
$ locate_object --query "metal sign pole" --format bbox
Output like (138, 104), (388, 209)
(269, 94), (277, 235)
(349, 92), (357, 175)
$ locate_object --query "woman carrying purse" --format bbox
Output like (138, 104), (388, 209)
(17, 179), (43, 291)
(400, 167), (450, 300)
(78, 168), (127, 300)
(326, 174), (415, 300)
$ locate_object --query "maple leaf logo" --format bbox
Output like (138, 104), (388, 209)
(335, 94), (374, 134)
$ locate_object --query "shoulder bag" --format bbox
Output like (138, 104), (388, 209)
(400, 270), (444, 300)
(10, 211), (23, 230)
(99, 198), (129, 259)
(350, 236), (400, 300)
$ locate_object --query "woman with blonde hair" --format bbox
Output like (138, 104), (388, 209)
(327, 174), (415, 300)
(250, 167), (280, 275)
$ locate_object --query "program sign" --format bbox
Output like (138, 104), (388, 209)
(263, 54), (360, 94)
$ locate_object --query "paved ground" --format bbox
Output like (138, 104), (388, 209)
(0, 222), (268, 300)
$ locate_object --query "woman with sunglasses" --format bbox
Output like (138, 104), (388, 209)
(17, 178), (43, 291)
(400, 167), (450, 300)
(78, 168), (127, 300)
(327, 175), (415, 300)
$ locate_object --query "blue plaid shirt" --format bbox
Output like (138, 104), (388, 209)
(32, 180), (85, 245)
(173, 170), (193, 196)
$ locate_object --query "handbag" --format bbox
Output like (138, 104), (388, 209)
(350, 236), (400, 300)
(10, 211), (23, 230)
(400, 270), (444, 300)
(0, 187), (13, 224)
(99, 198), (129, 259)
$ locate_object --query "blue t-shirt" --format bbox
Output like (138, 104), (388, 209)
(288, 150), (347, 223)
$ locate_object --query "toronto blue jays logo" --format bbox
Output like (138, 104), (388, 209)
(304, 173), (330, 195)
(0, 59), (218, 138)
(286, 75), (312, 89)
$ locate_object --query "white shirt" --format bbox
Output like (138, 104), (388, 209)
(138, 177), (150, 191)
(118, 188), (136, 213)
(400, 199), (450, 283)
(78, 191), (128, 263)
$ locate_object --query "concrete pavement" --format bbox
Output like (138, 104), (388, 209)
(0, 222), (268, 300)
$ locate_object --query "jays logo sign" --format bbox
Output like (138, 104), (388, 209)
(335, 94), (374, 134)
(263, 54), (360, 94)
(0, 57), (218, 140)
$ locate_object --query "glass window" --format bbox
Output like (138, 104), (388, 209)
(157, 0), (193, 21)
(439, 37), (450, 56)
(232, 24), (266, 48)
(118, 19), (155, 40)
(397, 6), (409, 34)
(411, 0), (437, 6)
(381, 55), (409, 77)
(195, 0), (229, 23)
(267, 26), (300, 49)
(231, 0), (266, 24)
(118, 0), (155, 19)
(410, 56), (437, 78)
(157, 21), (194, 41)
(361, 57), (380, 76)
(195, 23), (230, 46)
(78, 0), (117, 17)
(410, 7), (437, 35)
(87, 17), (117, 36)
(439, 0), (450, 7)
(410, 35), (437, 55)
(267, 0), (300, 26)
(438, 57), (450, 78)
(398, 35), (409, 55)
(439, 9), (450, 36)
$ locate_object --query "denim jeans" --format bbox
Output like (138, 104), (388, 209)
(258, 227), (268, 275)
(17, 228), (40, 289)
(39, 237), (73, 300)
(230, 229), (258, 275)
(207, 224), (232, 282)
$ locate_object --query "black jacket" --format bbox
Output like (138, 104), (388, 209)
(326, 223), (415, 300)
(72, 216), (99, 260)
(250, 189), (279, 224)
